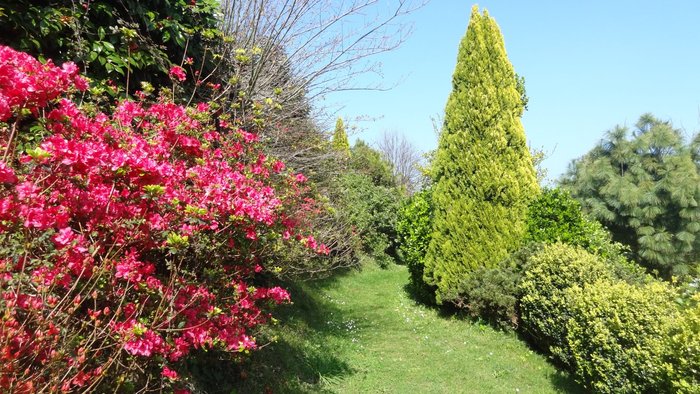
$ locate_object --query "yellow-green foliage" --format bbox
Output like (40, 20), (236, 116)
(424, 6), (538, 304)
(331, 117), (350, 155)
(565, 280), (678, 393)
(519, 243), (611, 366)
(667, 294), (700, 393)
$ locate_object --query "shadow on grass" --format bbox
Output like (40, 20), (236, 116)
(190, 277), (357, 393)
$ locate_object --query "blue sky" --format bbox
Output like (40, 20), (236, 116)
(329, 1), (700, 182)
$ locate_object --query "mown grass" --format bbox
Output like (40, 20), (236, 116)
(217, 264), (582, 393)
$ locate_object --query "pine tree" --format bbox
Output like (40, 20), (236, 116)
(331, 117), (351, 155)
(562, 114), (700, 277)
(424, 6), (539, 303)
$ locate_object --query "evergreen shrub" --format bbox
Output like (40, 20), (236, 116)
(519, 243), (612, 366)
(565, 280), (678, 393)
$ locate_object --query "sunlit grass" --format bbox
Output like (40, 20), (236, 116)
(226, 264), (582, 393)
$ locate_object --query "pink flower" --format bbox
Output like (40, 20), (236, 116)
(53, 227), (74, 247)
(0, 162), (17, 184)
(295, 173), (307, 183)
(169, 66), (187, 82)
(272, 160), (285, 173)
(267, 287), (290, 303)
(162, 366), (178, 380)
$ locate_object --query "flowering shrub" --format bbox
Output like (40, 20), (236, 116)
(0, 45), (323, 392)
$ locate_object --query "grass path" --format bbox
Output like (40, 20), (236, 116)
(228, 264), (582, 393)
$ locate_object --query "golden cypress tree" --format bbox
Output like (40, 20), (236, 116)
(331, 117), (351, 155)
(424, 6), (539, 303)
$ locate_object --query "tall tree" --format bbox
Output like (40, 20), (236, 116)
(423, 6), (538, 303)
(562, 114), (700, 277)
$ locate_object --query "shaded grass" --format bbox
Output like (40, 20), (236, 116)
(226, 264), (583, 393)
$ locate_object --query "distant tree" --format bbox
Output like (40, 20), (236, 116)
(561, 114), (700, 277)
(332, 118), (351, 155)
(349, 140), (396, 188)
(377, 131), (422, 194)
(423, 6), (539, 304)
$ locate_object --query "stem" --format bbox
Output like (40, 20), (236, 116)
(3, 117), (20, 162)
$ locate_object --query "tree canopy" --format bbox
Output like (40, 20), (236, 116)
(562, 114), (700, 277)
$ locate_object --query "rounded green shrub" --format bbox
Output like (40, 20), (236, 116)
(565, 280), (678, 393)
(519, 243), (612, 366)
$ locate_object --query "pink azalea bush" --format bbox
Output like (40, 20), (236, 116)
(0, 45), (323, 392)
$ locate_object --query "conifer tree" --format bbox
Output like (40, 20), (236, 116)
(562, 114), (700, 277)
(331, 117), (351, 155)
(424, 6), (539, 303)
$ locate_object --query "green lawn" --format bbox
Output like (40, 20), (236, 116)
(224, 264), (582, 393)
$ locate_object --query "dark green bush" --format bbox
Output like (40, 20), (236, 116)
(565, 280), (678, 393)
(337, 172), (402, 268)
(519, 243), (612, 366)
(455, 265), (521, 329)
(396, 188), (435, 301)
(452, 243), (542, 329)
(349, 140), (396, 188)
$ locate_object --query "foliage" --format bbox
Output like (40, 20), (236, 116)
(564, 280), (678, 393)
(562, 114), (700, 278)
(424, 6), (539, 304)
(525, 188), (599, 248)
(526, 188), (650, 283)
(666, 293), (700, 393)
(336, 172), (402, 268)
(396, 188), (435, 302)
(519, 243), (612, 366)
(349, 139), (397, 188)
(455, 264), (522, 330)
(0, 0), (221, 98)
(0, 46), (323, 392)
(331, 117), (350, 155)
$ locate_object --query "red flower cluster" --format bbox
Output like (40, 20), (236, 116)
(0, 46), (324, 392)
(0, 46), (87, 121)
(169, 65), (187, 82)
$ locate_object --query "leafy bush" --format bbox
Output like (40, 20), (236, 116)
(336, 172), (402, 268)
(0, 46), (323, 392)
(453, 243), (544, 329)
(525, 188), (649, 284)
(349, 140), (396, 188)
(396, 188), (435, 301)
(519, 243), (612, 366)
(666, 293), (700, 393)
(0, 0), (221, 96)
(564, 280), (677, 393)
(525, 188), (591, 246)
(455, 265), (521, 329)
